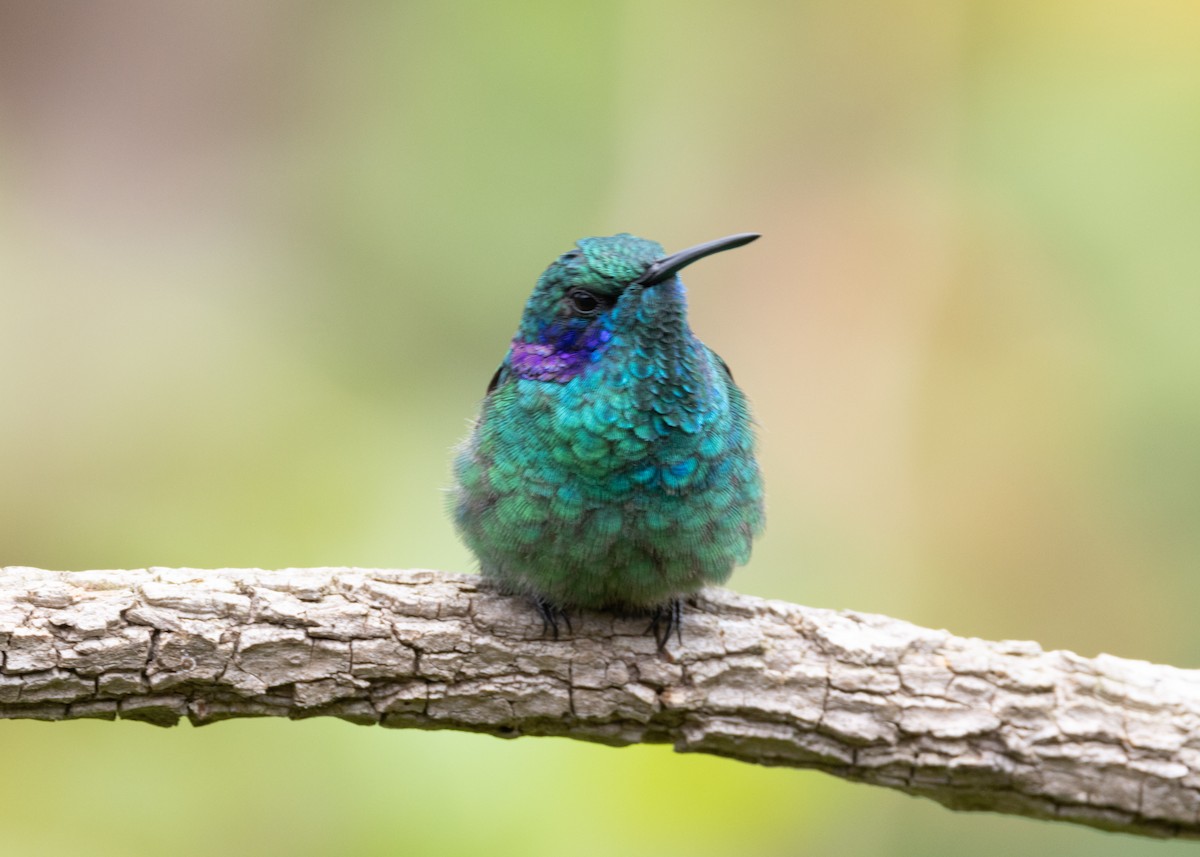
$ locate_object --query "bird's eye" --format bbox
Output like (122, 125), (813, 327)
(568, 289), (601, 315)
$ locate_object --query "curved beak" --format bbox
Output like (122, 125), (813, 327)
(634, 232), (760, 287)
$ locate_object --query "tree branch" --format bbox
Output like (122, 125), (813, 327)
(0, 566), (1196, 838)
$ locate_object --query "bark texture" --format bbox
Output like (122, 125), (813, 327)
(0, 566), (1196, 838)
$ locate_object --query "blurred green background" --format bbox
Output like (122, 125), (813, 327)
(1, 1), (1198, 854)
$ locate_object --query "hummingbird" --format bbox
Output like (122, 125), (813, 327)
(452, 233), (764, 648)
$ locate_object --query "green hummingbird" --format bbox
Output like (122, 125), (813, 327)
(453, 233), (764, 647)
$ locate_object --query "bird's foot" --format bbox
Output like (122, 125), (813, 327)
(646, 599), (684, 651)
(534, 597), (573, 641)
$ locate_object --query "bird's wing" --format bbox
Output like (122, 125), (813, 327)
(486, 363), (510, 395)
(706, 347), (735, 382)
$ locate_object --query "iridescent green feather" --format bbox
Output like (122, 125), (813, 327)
(453, 234), (764, 612)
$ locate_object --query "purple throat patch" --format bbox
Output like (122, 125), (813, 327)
(509, 340), (588, 382)
(509, 328), (613, 382)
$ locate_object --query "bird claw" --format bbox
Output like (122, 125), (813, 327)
(534, 597), (572, 641)
(647, 599), (684, 651)
(534, 597), (683, 650)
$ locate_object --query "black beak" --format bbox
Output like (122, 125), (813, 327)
(634, 232), (760, 287)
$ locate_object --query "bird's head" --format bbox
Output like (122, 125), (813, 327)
(509, 232), (758, 383)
